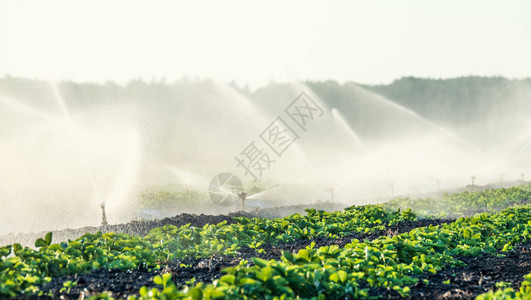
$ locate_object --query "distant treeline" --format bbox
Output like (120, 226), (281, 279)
(1, 75), (530, 130)
(360, 76), (531, 128)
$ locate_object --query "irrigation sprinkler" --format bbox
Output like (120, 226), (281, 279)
(436, 180), (441, 192)
(522, 173), (526, 182)
(228, 185), (247, 211)
(100, 203), (108, 226)
(389, 183), (395, 197)
(238, 191), (247, 211)
(471, 176), (476, 187)
(499, 173), (504, 183)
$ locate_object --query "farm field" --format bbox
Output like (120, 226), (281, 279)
(3, 2), (530, 300)
(1, 185), (531, 299)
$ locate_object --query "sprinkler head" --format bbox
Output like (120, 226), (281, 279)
(238, 192), (247, 210)
(100, 202), (108, 226)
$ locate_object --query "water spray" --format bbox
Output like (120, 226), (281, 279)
(50, 82), (100, 198)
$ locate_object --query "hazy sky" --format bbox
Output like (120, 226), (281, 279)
(1, 0), (530, 87)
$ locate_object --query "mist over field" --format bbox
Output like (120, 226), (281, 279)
(0, 76), (530, 234)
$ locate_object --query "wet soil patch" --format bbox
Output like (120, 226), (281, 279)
(370, 242), (531, 299)
(34, 218), (452, 299)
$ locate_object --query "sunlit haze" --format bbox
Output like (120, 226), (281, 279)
(1, 1), (531, 235)
(1, 0), (530, 86)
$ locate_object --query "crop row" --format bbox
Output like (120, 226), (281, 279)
(385, 184), (531, 218)
(105, 204), (531, 299)
(0, 205), (414, 297)
(2, 185), (530, 298)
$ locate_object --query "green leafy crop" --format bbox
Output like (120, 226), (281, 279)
(385, 184), (531, 218)
(0, 204), (414, 297)
(1, 185), (531, 299)
(120, 204), (531, 299)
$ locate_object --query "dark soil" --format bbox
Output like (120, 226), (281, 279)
(34, 219), (453, 299)
(370, 242), (531, 299)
